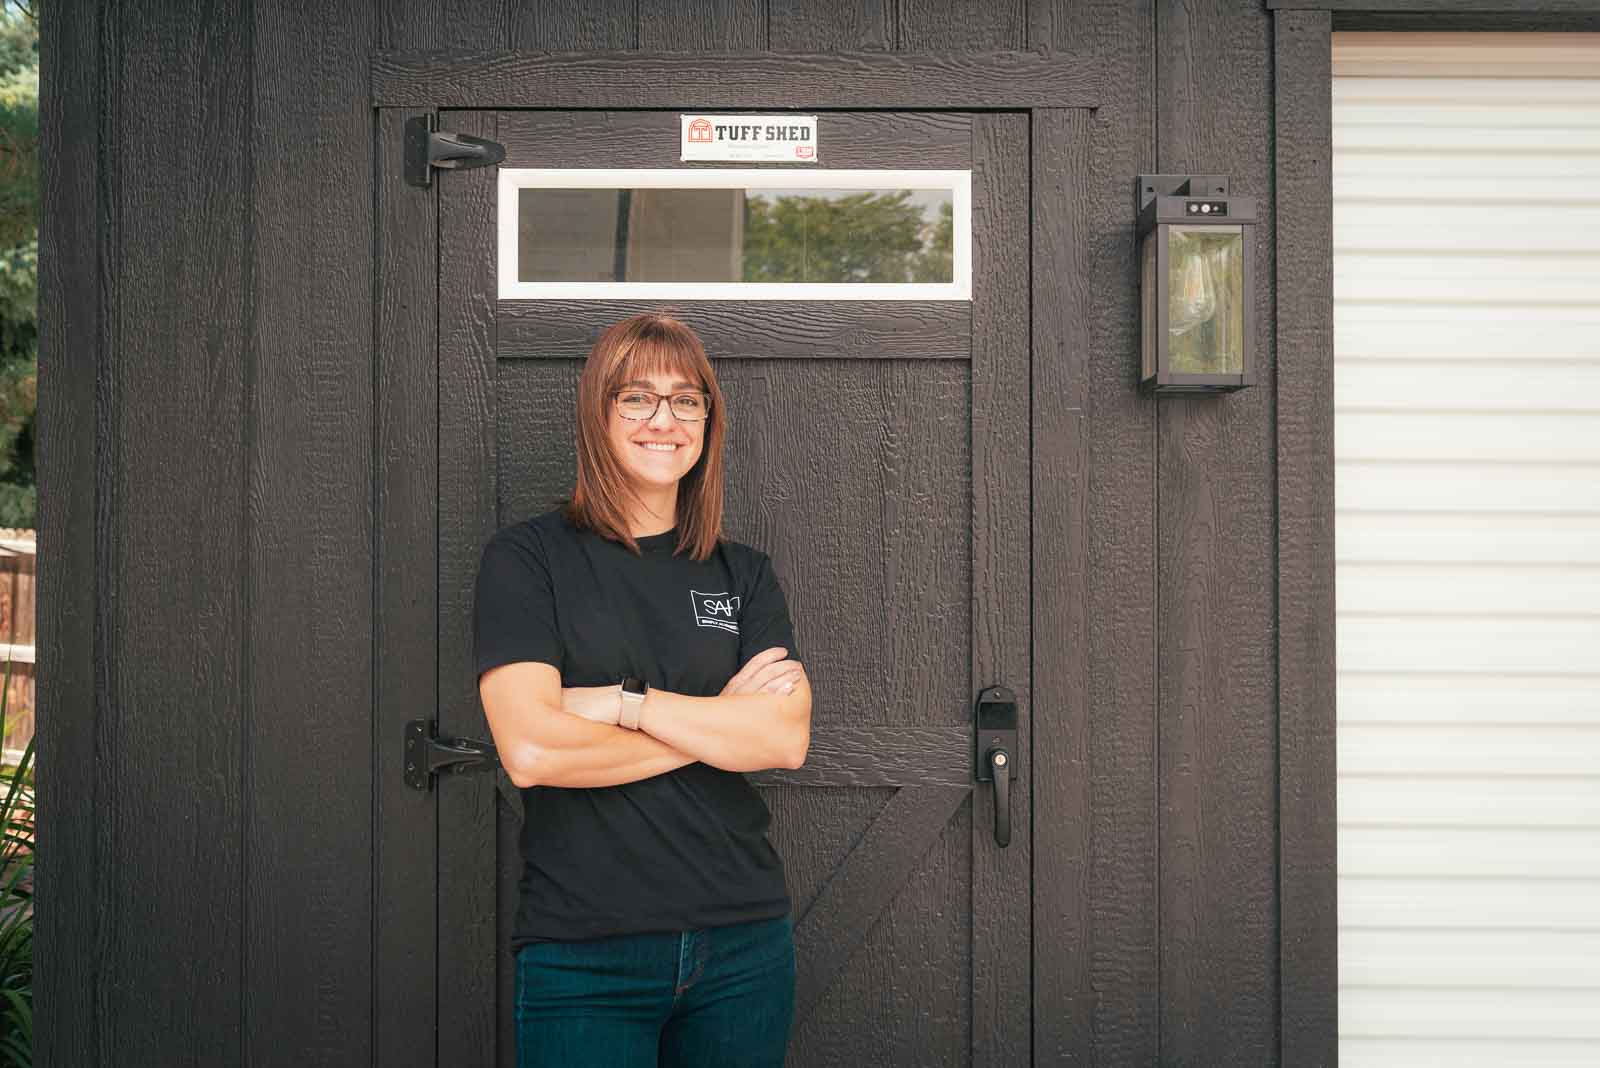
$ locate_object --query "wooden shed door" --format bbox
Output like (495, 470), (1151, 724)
(405, 108), (1032, 1067)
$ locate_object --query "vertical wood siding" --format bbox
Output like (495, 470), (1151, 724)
(37, 2), (105, 1065)
(112, 0), (251, 1062)
(1333, 34), (1600, 1067)
(1156, 2), (1280, 1064)
(247, 2), (379, 1063)
(1275, 11), (1339, 1068)
(41, 0), (1315, 1064)
(1032, 2), (1163, 1064)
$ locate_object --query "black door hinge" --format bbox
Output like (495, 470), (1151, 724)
(404, 113), (505, 188)
(405, 718), (502, 790)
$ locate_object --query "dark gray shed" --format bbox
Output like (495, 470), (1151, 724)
(39, 1), (1592, 1065)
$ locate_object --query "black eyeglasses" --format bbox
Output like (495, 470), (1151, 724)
(612, 390), (712, 422)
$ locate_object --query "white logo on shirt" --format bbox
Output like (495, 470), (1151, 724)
(690, 590), (740, 634)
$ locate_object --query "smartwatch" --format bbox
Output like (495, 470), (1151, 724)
(619, 676), (648, 730)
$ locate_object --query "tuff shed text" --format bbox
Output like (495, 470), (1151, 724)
(712, 124), (813, 142)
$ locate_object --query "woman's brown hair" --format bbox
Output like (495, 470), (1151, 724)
(561, 312), (727, 561)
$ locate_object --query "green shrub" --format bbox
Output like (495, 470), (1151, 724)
(0, 649), (32, 1068)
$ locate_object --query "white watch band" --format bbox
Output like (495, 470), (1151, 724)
(619, 685), (644, 731)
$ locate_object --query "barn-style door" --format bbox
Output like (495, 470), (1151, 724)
(378, 107), (1032, 1067)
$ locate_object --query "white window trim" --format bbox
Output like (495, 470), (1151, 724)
(497, 167), (972, 301)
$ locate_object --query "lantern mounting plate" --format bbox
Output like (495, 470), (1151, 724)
(1136, 174), (1229, 214)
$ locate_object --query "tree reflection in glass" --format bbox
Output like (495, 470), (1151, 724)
(1167, 225), (1244, 375)
(742, 190), (953, 283)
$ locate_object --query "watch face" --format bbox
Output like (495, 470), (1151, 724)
(621, 676), (647, 696)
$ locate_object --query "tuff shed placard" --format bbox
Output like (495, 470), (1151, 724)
(680, 114), (819, 162)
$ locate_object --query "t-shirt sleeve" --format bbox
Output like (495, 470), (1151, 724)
(738, 551), (801, 666)
(473, 528), (564, 681)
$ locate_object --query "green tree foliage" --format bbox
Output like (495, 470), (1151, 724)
(741, 190), (954, 284)
(0, 2), (33, 530)
(909, 200), (954, 284)
(0, 6), (34, 251)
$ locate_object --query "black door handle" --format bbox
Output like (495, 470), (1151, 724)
(986, 745), (1012, 847)
(975, 685), (1017, 849)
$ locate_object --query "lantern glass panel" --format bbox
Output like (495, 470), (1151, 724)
(1166, 224), (1243, 376)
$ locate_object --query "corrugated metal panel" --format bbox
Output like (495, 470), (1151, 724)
(1333, 34), (1600, 1063)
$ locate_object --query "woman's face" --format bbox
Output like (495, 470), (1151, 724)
(606, 369), (708, 495)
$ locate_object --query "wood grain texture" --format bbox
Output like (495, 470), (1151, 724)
(900, 0), (1026, 49)
(1038, 0), (1166, 1063)
(770, 0), (892, 51)
(639, 0), (764, 49)
(969, 111), (1033, 1068)
(493, 106), (973, 169)
(509, 0), (634, 50)
(378, 0), (514, 50)
(248, 2), (377, 1064)
(375, 108), (441, 1068)
(759, 786), (893, 923)
(370, 49), (1101, 107)
(791, 784), (970, 1025)
(36, 1), (103, 1065)
(790, 801), (973, 1065)
(1274, 11), (1339, 1068)
(1157, 1), (1280, 1064)
(499, 302), (972, 361)
(108, 1), (250, 1062)
(1030, 105), (1096, 1068)
(437, 110), (503, 1068)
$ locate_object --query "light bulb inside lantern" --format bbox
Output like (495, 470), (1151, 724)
(1169, 246), (1215, 335)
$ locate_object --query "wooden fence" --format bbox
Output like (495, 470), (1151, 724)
(0, 529), (34, 763)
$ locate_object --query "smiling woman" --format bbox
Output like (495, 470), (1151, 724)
(472, 312), (812, 1068)
(569, 314), (725, 556)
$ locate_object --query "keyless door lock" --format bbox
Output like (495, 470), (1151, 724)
(974, 685), (1017, 847)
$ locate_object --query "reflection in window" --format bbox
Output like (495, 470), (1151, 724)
(517, 187), (954, 285)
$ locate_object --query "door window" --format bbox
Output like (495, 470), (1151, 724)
(497, 168), (971, 299)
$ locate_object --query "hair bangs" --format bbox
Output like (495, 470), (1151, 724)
(610, 322), (708, 393)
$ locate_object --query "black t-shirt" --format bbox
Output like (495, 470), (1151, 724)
(472, 505), (800, 950)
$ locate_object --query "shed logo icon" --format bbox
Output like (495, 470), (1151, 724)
(690, 590), (740, 635)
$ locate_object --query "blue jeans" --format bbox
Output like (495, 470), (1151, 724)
(514, 912), (796, 1068)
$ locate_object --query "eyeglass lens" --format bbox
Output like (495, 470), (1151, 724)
(616, 391), (710, 420)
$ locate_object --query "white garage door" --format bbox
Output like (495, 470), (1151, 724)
(1334, 32), (1600, 1067)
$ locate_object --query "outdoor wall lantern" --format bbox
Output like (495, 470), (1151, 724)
(1136, 174), (1257, 394)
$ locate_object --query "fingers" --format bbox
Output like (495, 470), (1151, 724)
(723, 648), (804, 697)
(731, 666), (800, 696)
(759, 666), (804, 693)
(760, 661), (808, 695)
(725, 647), (788, 694)
(754, 662), (803, 688)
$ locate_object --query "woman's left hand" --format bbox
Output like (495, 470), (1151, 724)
(561, 684), (621, 726)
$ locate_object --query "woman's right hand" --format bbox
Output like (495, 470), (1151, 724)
(721, 646), (806, 697)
